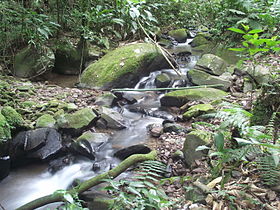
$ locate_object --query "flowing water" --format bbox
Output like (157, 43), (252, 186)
(0, 40), (198, 210)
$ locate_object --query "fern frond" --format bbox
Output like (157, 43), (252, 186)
(257, 155), (280, 186)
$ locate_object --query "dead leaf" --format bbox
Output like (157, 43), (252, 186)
(207, 177), (222, 189)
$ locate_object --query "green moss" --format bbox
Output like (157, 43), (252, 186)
(168, 28), (188, 41)
(21, 101), (37, 108)
(165, 88), (227, 101)
(80, 43), (161, 87)
(1, 106), (24, 128)
(36, 114), (56, 128)
(0, 113), (11, 142)
(183, 103), (214, 119)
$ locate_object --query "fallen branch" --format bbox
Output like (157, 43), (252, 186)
(111, 84), (224, 92)
(16, 151), (157, 210)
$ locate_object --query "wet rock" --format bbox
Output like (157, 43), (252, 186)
(183, 130), (212, 166)
(10, 128), (62, 160)
(155, 73), (171, 88)
(243, 64), (272, 85)
(160, 88), (227, 107)
(92, 160), (111, 172)
(48, 155), (75, 173)
(183, 103), (214, 120)
(195, 54), (228, 76)
(36, 114), (56, 128)
(56, 108), (97, 130)
(114, 144), (151, 160)
(190, 33), (210, 47)
(13, 46), (54, 78)
(100, 107), (127, 129)
(80, 43), (169, 89)
(188, 69), (231, 91)
(147, 123), (163, 137)
(0, 156), (10, 180)
(163, 123), (187, 134)
(94, 93), (116, 107)
(168, 28), (188, 43)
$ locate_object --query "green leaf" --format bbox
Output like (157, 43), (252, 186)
(228, 28), (245, 34)
(248, 29), (263, 34)
(241, 24), (250, 31)
(196, 145), (210, 151)
(214, 132), (224, 152)
(229, 48), (245, 52)
(242, 41), (249, 47)
(63, 193), (74, 203)
(127, 186), (142, 197)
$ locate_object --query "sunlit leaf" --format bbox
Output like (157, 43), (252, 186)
(228, 28), (245, 34)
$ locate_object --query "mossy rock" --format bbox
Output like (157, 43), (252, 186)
(160, 88), (228, 107)
(57, 108), (97, 129)
(13, 46), (54, 78)
(195, 54), (228, 76)
(188, 69), (231, 91)
(168, 28), (188, 43)
(54, 39), (88, 75)
(183, 130), (212, 166)
(1, 106), (24, 129)
(36, 114), (56, 128)
(0, 113), (11, 142)
(190, 34), (210, 47)
(80, 43), (168, 89)
(183, 103), (214, 120)
(155, 73), (171, 88)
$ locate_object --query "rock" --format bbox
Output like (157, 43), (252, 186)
(0, 156), (10, 180)
(57, 108), (97, 130)
(188, 69), (231, 91)
(64, 103), (78, 112)
(168, 28), (188, 43)
(114, 144), (151, 160)
(100, 107), (127, 129)
(183, 104), (214, 120)
(243, 64), (272, 85)
(94, 93), (116, 107)
(80, 43), (169, 89)
(36, 114), (56, 128)
(190, 33), (210, 47)
(48, 154), (75, 173)
(183, 130), (212, 166)
(0, 113), (11, 142)
(147, 123), (163, 137)
(10, 128), (62, 160)
(195, 54), (228, 76)
(13, 46), (54, 78)
(163, 123), (187, 134)
(160, 88), (228, 107)
(54, 39), (88, 75)
(155, 73), (171, 88)
(1, 106), (25, 129)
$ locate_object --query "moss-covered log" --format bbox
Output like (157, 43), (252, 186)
(16, 151), (157, 210)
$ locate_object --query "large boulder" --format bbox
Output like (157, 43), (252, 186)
(80, 43), (169, 89)
(10, 128), (62, 160)
(54, 39), (88, 75)
(36, 114), (56, 128)
(57, 108), (97, 130)
(13, 46), (54, 78)
(183, 130), (212, 166)
(195, 54), (228, 76)
(188, 69), (231, 91)
(160, 88), (227, 107)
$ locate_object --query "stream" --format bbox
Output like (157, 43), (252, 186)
(0, 40), (198, 210)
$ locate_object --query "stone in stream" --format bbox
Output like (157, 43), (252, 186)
(155, 73), (171, 88)
(183, 103), (214, 120)
(99, 107), (128, 129)
(94, 93), (117, 107)
(147, 123), (163, 137)
(114, 144), (151, 160)
(71, 131), (110, 159)
(163, 122), (187, 134)
(0, 156), (10, 180)
(10, 128), (62, 161)
(188, 69), (231, 91)
(168, 28), (189, 43)
(48, 154), (75, 173)
(80, 43), (169, 89)
(160, 88), (228, 107)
